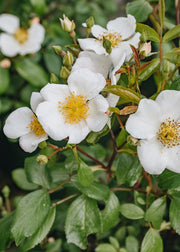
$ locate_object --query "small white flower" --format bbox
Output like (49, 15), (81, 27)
(3, 92), (48, 153)
(36, 68), (109, 144)
(0, 14), (45, 57)
(78, 14), (140, 66)
(126, 90), (180, 175)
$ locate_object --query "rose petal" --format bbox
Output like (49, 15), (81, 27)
(3, 107), (33, 139)
(137, 138), (167, 174)
(40, 84), (70, 103)
(0, 33), (20, 57)
(68, 68), (106, 100)
(165, 146), (180, 173)
(68, 120), (90, 144)
(78, 38), (106, 55)
(91, 24), (108, 38)
(0, 14), (19, 34)
(30, 92), (44, 113)
(19, 133), (48, 153)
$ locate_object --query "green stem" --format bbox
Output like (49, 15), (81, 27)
(48, 178), (70, 194)
(51, 193), (79, 208)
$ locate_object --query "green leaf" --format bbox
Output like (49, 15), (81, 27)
(78, 144), (106, 163)
(145, 196), (166, 229)
(116, 128), (128, 148)
(0, 66), (10, 95)
(126, 0), (153, 22)
(24, 155), (51, 189)
(43, 49), (61, 77)
(169, 188), (180, 234)
(115, 153), (142, 186)
(155, 169), (180, 189)
(72, 178), (110, 201)
(138, 58), (160, 81)
(109, 236), (120, 249)
(30, 0), (47, 16)
(141, 228), (163, 252)
(65, 195), (101, 249)
(120, 203), (144, 219)
(101, 192), (120, 232)
(163, 48), (180, 65)
(103, 85), (141, 104)
(159, 0), (165, 27)
(78, 158), (94, 186)
(169, 76), (180, 91)
(14, 58), (49, 87)
(126, 236), (139, 252)
(11, 189), (51, 246)
(163, 24), (180, 42)
(0, 212), (14, 250)
(20, 207), (56, 251)
(136, 23), (160, 42)
(86, 124), (110, 144)
(0, 98), (12, 114)
(95, 244), (117, 252)
(12, 168), (38, 191)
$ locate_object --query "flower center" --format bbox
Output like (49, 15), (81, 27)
(14, 28), (28, 44)
(27, 114), (46, 136)
(100, 32), (122, 47)
(157, 118), (180, 148)
(58, 93), (89, 124)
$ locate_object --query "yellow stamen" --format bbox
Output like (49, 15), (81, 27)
(157, 117), (180, 148)
(99, 32), (122, 47)
(27, 114), (46, 136)
(59, 92), (89, 124)
(14, 28), (28, 44)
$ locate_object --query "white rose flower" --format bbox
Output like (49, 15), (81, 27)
(36, 68), (109, 144)
(126, 90), (180, 175)
(0, 14), (45, 57)
(3, 92), (48, 153)
(78, 14), (140, 66)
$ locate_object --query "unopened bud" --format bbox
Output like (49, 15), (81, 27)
(38, 141), (47, 149)
(163, 60), (171, 73)
(127, 135), (139, 146)
(140, 31), (148, 43)
(0, 59), (11, 68)
(48, 237), (55, 243)
(0, 196), (3, 207)
(63, 51), (74, 66)
(103, 37), (112, 54)
(1, 210), (8, 217)
(60, 66), (70, 79)
(51, 45), (62, 55)
(2, 185), (10, 198)
(86, 16), (94, 28)
(31, 17), (40, 25)
(160, 221), (171, 231)
(50, 72), (59, 84)
(139, 42), (151, 58)
(60, 14), (75, 33)
(119, 106), (138, 115)
(36, 155), (48, 165)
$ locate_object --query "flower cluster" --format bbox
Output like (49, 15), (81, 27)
(3, 14), (140, 152)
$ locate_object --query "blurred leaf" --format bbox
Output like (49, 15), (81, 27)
(20, 85), (38, 104)
(0, 66), (10, 95)
(103, 85), (141, 104)
(65, 195), (101, 249)
(163, 24), (180, 42)
(72, 178), (110, 201)
(78, 158), (94, 186)
(20, 207), (56, 251)
(95, 244), (116, 252)
(115, 153), (142, 186)
(126, 0), (153, 22)
(0, 98), (12, 114)
(141, 228), (163, 252)
(43, 49), (61, 77)
(30, 0), (47, 16)
(12, 168), (38, 191)
(136, 23), (160, 42)
(120, 203), (144, 219)
(45, 238), (62, 252)
(126, 236), (139, 252)
(138, 58), (160, 81)
(145, 196), (166, 229)
(0, 212), (14, 250)
(25, 155), (51, 189)
(163, 48), (180, 64)
(159, 0), (165, 27)
(14, 58), (49, 87)
(100, 192), (120, 232)
(169, 188), (180, 234)
(109, 236), (120, 249)
(11, 189), (51, 246)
